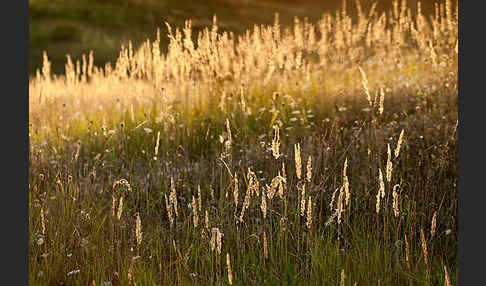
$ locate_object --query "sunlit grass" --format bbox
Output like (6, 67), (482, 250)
(29, 0), (457, 285)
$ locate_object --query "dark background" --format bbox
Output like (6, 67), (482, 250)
(29, 0), (441, 76)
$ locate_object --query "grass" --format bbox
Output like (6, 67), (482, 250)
(29, 0), (457, 285)
(29, 0), (441, 75)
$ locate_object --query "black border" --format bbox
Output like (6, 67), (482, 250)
(4, 0), (29, 285)
(457, 0), (470, 285)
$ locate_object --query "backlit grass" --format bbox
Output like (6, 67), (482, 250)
(29, 0), (457, 285)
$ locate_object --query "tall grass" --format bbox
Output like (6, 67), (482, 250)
(29, 0), (457, 285)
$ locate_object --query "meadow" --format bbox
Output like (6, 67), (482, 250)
(29, 0), (458, 285)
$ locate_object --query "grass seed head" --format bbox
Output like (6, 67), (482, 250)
(395, 129), (405, 158)
(154, 131), (160, 158)
(306, 196), (312, 229)
(227, 253), (233, 285)
(135, 212), (142, 246)
(272, 125), (281, 159)
(295, 143), (302, 180)
(341, 269), (345, 286)
(261, 191), (267, 219)
(170, 177), (178, 217)
(192, 195), (198, 228)
(343, 158), (350, 206)
(376, 185), (381, 214)
(337, 189), (344, 225)
(40, 208), (45, 235)
(111, 195), (116, 217)
(263, 231), (268, 259)
(386, 144), (393, 182)
(379, 86), (385, 114)
(392, 184), (400, 217)
(117, 196), (124, 220)
(379, 168), (385, 199)
(444, 265), (451, 286)
(198, 185), (202, 211)
(300, 183), (306, 216)
(421, 227), (429, 266)
(233, 174), (239, 208)
(306, 156), (312, 183)
(330, 187), (339, 210)
(405, 234), (411, 270)
(430, 211), (437, 239)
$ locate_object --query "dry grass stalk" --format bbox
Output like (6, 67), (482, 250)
(444, 265), (451, 286)
(127, 255), (141, 283)
(405, 234), (411, 271)
(172, 238), (178, 254)
(379, 86), (385, 114)
(325, 211), (338, 227)
(111, 195), (116, 217)
(216, 228), (222, 255)
(429, 40), (438, 68)
(112, 179), (132, 193)
(306, 156), (312, 183)
(430, 211), (437, 239)
(278, 170), (285, 199)
(73, 142), (81, 162)
(300, 183), (306, 217)
(247, 168), (259, 197)
(343, 158), (350, 206)
(261, 191), (267, 219)
(117, 195), (124, 220)
(421, 227), (429, 267)
(395, 129), (405, 158)
(205, 210), (209, 230)
(210, 228), (216, 252)
(170, 177), (178, 217)
(154, 131), (160, 160)
(226, 252), (233, 285)
(386, 144), (393, 182)
(165, 194), (174, 227)
(376, 184), (382, 214)
(263, 231), (268, 259)
(135, 212), (142, 246)
(192, 196), (198, 228)
(294, 143), (302, 180)
(197, 185), (202, 212)
(379, 168), (385, 199)
(341, 269), (345, 286)
(306, 196), (312, 229)
(40, 208), (45, 235)
(392, 184), (400, 217)
(272, 125), (281, 159)
(337, 189), (344, 225)
(226, 118), (232, 144)
(239, 187), (251, 223)
(359, 66), (372, 106)
(330, 187), (339, 210)
(233, 174), (239, 208)
(268, 174), (285, 200)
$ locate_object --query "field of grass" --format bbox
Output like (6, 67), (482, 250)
(29, 0), (439, 75)
(29, 0), (458, 285)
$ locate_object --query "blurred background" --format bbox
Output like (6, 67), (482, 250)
(29, 0), (441, 76)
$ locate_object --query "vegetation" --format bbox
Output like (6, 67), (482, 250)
(29, 0), (458, 285)
(29, 0), (440, 75)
